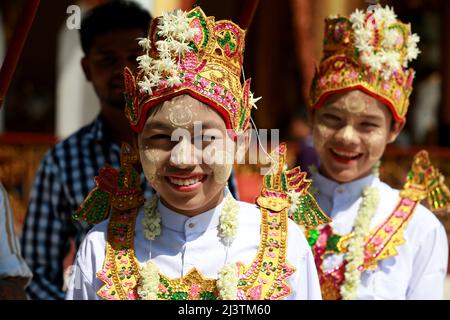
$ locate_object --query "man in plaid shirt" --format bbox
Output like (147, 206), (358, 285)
(20, 1), (239, 300)
(20, 1), (153, 300)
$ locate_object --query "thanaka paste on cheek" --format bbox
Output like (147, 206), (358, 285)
(313, 122), (331, 152)
(213, 163), (233, 185)
(140, 148), (159, 185)
(202, 145), (233, 185)
(212, 150), (234, 185)
(365, 129), (386, 161)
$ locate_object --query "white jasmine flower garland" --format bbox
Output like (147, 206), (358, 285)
(219, 195), (240, 245)
(142, 195), (161, 240)
(340, 186), (380, 300)
(249, 92), (262, 110)
(349, 9), (366, 28)
(217, 263), (239, 300)
(349, 5), (420, 80)
(140, 194), (240, 299)
(308, 162), (381, 299)
(137, 37), (151, 50)
(137, 261), (160, 300)
(136, 9), (195, 94)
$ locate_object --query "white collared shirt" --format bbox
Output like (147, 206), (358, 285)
(66, 190), (322, 300)
(312, 172), (449, 299)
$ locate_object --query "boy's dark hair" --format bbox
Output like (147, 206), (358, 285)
(79, 0), (152, 54)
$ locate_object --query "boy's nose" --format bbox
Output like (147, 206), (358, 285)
(169, 138), (201, 168)
(335, 125), (358, 144)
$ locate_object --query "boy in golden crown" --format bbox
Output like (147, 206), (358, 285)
(306, 4), (449, 299)
(65, 7), (323, 300)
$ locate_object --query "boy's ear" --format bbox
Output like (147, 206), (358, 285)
(387, 119), (406, 144)
(81, 57), (92, 81)
(235, 129), (252, 164)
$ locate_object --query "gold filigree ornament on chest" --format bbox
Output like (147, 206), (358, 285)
(236, 143), (329, 300)
(400, 150), (450, 214)
(71, 143), (145, 300)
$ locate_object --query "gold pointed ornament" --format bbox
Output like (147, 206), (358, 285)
(256, 143), (330, 229)
(72, 143), (144, 223)
(400, 150), (450, 214)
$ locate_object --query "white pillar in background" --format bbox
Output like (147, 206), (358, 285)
(55, 0), (180, 139)
(56, 17), (99, 139)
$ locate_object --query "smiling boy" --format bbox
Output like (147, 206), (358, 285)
(306, 5), (448, 299)
(65, 7), (321, 300)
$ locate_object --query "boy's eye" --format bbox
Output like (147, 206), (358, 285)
(322, 113), (341, 122)
(141, 134), (172, 144)
(151, 134), (172, 140)
(97, 57), (116, 67)
(360, 122), (379, 128)
(141, 133), (175, 150)
(193, 135), (217, 147)
(201, 134), (217, 141)
(195, 129), (223, 142)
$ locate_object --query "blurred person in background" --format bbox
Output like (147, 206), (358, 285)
(0, 182), (32, 300)
(290, 107), (319, 176)
(20, 0), (153, 299)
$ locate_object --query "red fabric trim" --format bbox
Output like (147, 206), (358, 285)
(311, 85), (405, 124)
(130, 88), (237, 139)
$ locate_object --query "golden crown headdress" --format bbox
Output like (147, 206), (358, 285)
(124, 7), (259, 135)
(309, 5), (420, 122)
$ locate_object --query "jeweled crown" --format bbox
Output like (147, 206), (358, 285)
(309, 5), (420, 122)
(124, 7), (258, 134)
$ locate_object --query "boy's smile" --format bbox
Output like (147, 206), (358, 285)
(311, 90), (404, 183)
(329, 147), (363, 164)
(165, 173), (207, 192)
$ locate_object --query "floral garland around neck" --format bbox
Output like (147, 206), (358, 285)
(350, 6), (420, 81)
(340, 186), (380, 299)
(139, 194), (240, 300)
(341, 161), (380, 299)
(142, 195), (161, 240)
(308, 162), (381, 299)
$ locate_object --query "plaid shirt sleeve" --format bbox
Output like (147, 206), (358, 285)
(20, 150), (75, 300)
